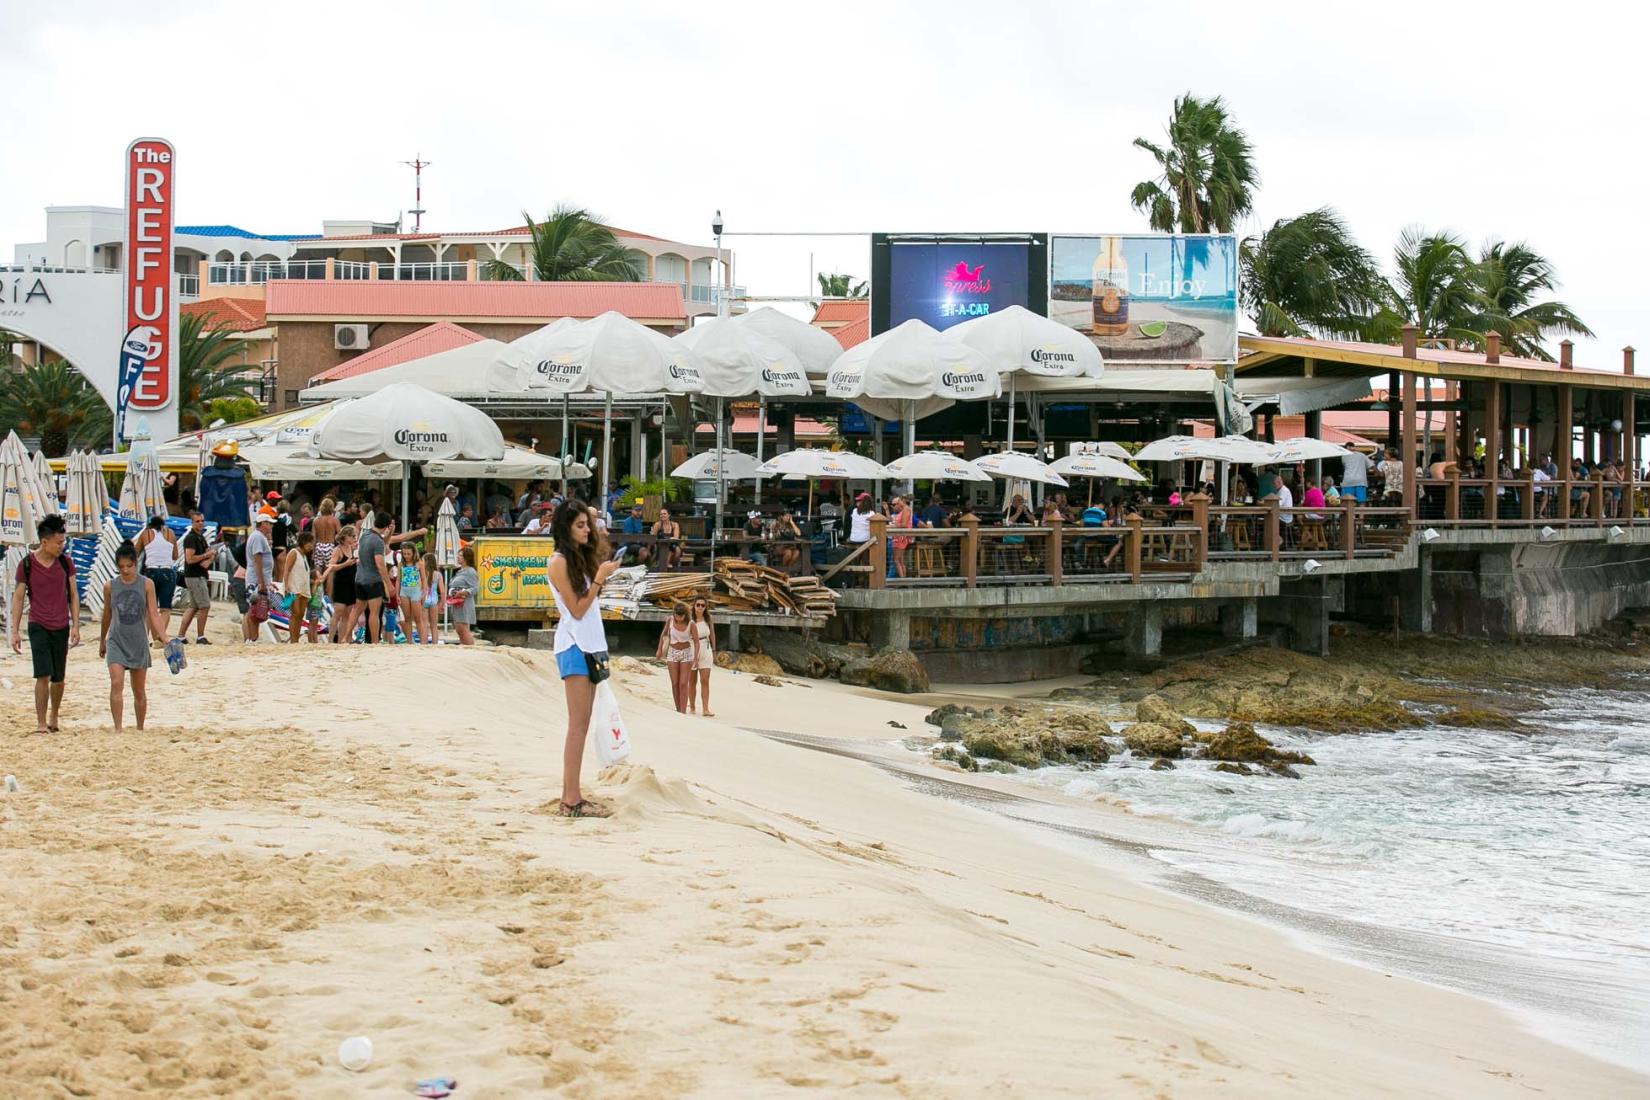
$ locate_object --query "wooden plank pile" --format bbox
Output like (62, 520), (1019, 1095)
(639, 559), (838, 618)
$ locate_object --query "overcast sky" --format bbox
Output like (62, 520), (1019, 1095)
(4, 0), (1642, 364)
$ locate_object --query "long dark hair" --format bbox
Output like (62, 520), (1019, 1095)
(691, 595), (713, 634)
(551, 498), (600, 596)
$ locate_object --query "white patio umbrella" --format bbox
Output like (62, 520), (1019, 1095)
(424, 444), (571, 481)
(882, 451), (992, 483)
(0, 431), (49, 547)
(30, 450), (57, 510)
(1049, 452), (1147, 481)
(671, 449), (762, 481)
(117, 447), (168, 522)
(309, 382), (505, 527)
(1135, 434), (1277, 506)
(726, 307), (846, 488)
(64, 451), (101, 535)
(435, 495), (461, 567)
(1072, 441), (1135, 461)
(1267, 438), (1352, 463)
(676, 319), (810, 523)
(755, 448), (890, 521)
(947, 304), (1104, 447)
(972, 450), (1070, 487)
(496, 311), (703, 500)
(826, 320), (999, 490)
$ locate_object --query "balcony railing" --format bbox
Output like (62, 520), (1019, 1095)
(177, 273), (199, 299)
(198, 257), (741, 302)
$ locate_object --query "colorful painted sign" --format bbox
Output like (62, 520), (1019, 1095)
(121, 137), (176, 432)
(1048, 234), (1238, 365)
(475, 536), (554, 608)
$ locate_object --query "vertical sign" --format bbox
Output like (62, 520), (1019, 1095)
(119, 137), (175, 440)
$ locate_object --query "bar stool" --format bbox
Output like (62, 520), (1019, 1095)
(914, 542), (945, 578)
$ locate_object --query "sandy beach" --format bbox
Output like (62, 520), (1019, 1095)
(2, 631), (1643, 1098)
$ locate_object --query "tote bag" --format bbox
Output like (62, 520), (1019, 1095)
(590, 681), (632, 765)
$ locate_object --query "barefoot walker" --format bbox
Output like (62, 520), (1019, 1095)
(546, 499), (619, 818)
(657, 601), (699, 714)
(99, 540), (171, 734)
(8, 514), (80, 734)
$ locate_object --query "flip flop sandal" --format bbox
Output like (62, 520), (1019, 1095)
(558, 800), (612, 819)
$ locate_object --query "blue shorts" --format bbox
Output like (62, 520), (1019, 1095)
(556, 647), (590, 679)
(1344, 485), (1367, 503)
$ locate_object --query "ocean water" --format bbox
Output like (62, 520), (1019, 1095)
(1002, 680), (1650, 1073)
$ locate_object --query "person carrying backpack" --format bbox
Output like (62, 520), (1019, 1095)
(8, 514), (81, 734)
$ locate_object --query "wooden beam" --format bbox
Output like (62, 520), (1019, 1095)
(1401, 370), (1418, 513)
(1486, 380), (1502, 526)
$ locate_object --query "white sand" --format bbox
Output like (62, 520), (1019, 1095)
(1, 630), (1642, 1097)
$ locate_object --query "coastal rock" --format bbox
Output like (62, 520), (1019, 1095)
(1149, 757), (1176, 771)
(1202, 722), (1315, 766)
(1211, 761), (1254, 776)
(715, 651), (784, 677)
(1135, 695), (1195, 737)
(751, 629), (868, 680)
(1121, 723), (1185, 759)
(957, 708), (1112, 768)
(752, 675), (785, 688)
(924, 703), (982, 739)
(839, 649), (931, 695)
(1266, 762), (1302, 779)
(931, 744), (978, 772)
(1432, 707), (1526, 731)
(978, 760), (1018, 775)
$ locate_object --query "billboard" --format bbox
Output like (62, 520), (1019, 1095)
(120, 137), (177, 440)
(871, 233), (1046, 335)
(476, 537), (554, 609)
(1048, 234), (1237, 365)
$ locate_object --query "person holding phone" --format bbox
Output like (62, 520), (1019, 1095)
(547, 499), (620, 819)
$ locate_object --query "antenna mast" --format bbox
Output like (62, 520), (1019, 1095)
(401, 154), (431, 231)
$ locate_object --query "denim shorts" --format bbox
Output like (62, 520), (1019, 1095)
(555, 647), (589, 679)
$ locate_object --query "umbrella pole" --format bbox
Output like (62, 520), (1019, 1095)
(902, 400), (917, 498)
(755, 395), (766, 505)
(601, 391), (613, 514)
(714, 397), (726, 536)
(1006, 375), (1017, 449)
(560, 394), (570, 498)
(400, 463), (409, 530)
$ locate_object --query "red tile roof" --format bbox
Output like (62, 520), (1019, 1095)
(811, 300), (869, 326)
(182, 297), (267, 333)
(264, 280), (685, 322)
(832, 317), (870, 350)
(310, 321), (485, 382)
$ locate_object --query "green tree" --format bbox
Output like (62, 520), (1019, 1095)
(1240, 208), (1393, 340)
(1131, 93), (1259, 234)
(486, 206), (643, 282)
(0, 357), (111, 455)
(816, 272), (867, 298)
(1387, 228), (1487, 347)
(206, 395), (262, 427)
(1463, 239), (1593, 360)
(175, 311), (260, 431)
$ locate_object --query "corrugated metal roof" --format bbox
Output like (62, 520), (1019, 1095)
(310, 321), (485, 382)
(181, 297), (268, 333)
(264, 280), (685, 321)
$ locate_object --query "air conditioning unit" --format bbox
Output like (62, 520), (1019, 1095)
(334, 324), (370, 350)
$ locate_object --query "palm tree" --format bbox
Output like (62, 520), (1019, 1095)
(486, 206), (643, 282)
(817, 272), (867, 298)
(1131, 94), (1259, 234)
(1465, 240), (1593, 360)
(0, 358), (111, 455)
(175, 311), (259, 431)
(1388, 228), (1485, 347)
(1240, 208), (1392, 340)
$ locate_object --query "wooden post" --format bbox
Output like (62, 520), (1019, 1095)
(1523, 467), (1536, 522)
(1125, 514), (1143, 583)
(1342, 496), (1357, 560)
(868, 514), (887, 589)
(1594, 469), (1606, 523)
(1188, 492), (1210, 572)
(1047, 517), (1064, 586)
(1265, 498), (1281, 562)
(1556, 384), (1573, 521)
(960, 514), (978, 589)
(1485, 380), (1502, 527)
(1400, 328), (1419, 522)
(1446, 466), (1460, 521)
(1625, 382), (1637, 523)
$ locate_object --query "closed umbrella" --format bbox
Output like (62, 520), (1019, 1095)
(310, 382), (506, 528)
(883, 451), (992, 483)
(675, 320), (809, 523)
(30, 450), (57, 514)
(0, 431), (49, 547)
(755, 448), (890, 522)
(117, 447), (167, 522)
(64, 451), (100, 535)
(435, 496), (461, 568)
(825, 320), (998, 492)
(947, 304), (1104, 448)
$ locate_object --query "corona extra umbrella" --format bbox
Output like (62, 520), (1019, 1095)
(971, 450), (1070, 488)
(0, 431), (50, 546)
(947, 305), (1104, 447)
(1133, 434), (1277, 464)
(116, 447), (168, 522)
(1071, 441), (1134, 461)
(1266, 437), (1352, 463)
(671, 448), (763, 481)
(734, 307), (845, 375)
(882, 451), (992, 483)
(30, 449), (58, 512)
(1048, 452), (1145, 481)
(63, 451), (102, 535)
(675, 320), (810, 523)
(435, 495), (461, 568)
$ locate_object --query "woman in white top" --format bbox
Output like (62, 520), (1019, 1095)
(847, 494), (875, 545)
(547, 498), (620, 818)
(135, 515), (180, 624)
(689, 597), (715, 717)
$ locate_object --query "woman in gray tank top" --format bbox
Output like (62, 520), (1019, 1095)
(99, 540), (168, 733)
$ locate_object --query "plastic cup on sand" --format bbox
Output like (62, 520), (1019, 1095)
(337, 1036), (373, 1072)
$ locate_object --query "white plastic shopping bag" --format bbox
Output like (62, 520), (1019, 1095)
(590, 681), (632, 765)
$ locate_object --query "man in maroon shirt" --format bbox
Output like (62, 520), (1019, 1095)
(8, 514), (81, 734)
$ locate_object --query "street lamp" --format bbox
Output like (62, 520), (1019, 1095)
(711, 209), (725, 318)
